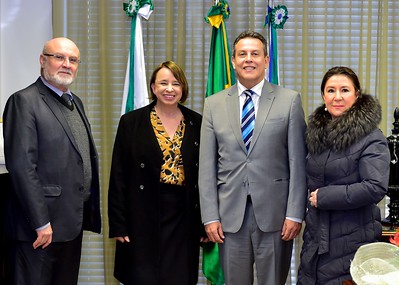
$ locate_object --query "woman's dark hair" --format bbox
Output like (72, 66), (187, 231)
(321, 66), (361, 96)
(149, 61), (189, 103)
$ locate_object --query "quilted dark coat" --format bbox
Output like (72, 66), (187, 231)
(297, 94), (390, 284)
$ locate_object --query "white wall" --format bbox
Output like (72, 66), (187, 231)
(0, 0), (52, 117)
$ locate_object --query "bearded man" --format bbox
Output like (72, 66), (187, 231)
(2, 37), (101, 285)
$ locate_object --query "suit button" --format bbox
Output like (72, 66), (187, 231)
(139, 185), (144, 190)
(140, 163), (145, 168)
(189, 121), (194, 126)
(195, 162), (199, 167)
(194, 141), (199, 146)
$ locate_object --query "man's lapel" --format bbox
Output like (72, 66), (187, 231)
(226, 85), (247, 153)
(250, 82), (274, 153)
(36, 79), (81, 154)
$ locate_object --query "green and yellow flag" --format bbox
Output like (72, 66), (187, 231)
(203, 1), (235, 285)
(205, 0), (235, 98)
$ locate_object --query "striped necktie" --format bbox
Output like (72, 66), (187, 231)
(241, 90), (255, 151)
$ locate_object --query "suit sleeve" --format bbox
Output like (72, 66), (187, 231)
(198, 98), (220, 224)
(286, 93), (308, 220)
(3, 93), (50, 230)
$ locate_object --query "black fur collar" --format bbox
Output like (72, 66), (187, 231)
(306, 94), (382, 154)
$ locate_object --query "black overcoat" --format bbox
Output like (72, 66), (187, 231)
(108, 101), (204, 284)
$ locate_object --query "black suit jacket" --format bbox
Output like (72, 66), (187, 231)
(3, 77), (101, 242)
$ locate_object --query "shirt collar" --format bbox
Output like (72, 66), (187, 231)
(237, 79), (265, 97)
(40, 76), (71, 98)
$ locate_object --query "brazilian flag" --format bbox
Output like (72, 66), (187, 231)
(203, 1), (235, 285)
(205, 0), (236, 98)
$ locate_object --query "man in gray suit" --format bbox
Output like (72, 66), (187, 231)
(3, 37), (101, 285)
(199, 31), (307, 285)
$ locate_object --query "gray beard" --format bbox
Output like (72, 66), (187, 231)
(43, 69), (74, 89)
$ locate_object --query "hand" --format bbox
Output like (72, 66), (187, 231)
(309, 189), (319, 208)
(205, 221), (224, 243)
(281, 219), (302, 241)
(115, 236), (130, 243)
(200, 236), (210, 243)
(33, 224), (53, 249)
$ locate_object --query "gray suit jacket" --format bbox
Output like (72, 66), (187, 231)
(3, 78), (101, 242)
(199, 81), (307, 233)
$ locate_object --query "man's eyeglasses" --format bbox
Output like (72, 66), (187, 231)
(43, 53), (81, 64)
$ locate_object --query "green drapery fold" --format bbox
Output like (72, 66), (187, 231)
(202, 243), (225, 285)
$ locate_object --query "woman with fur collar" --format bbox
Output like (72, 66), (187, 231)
(297, 66), (390, 284)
